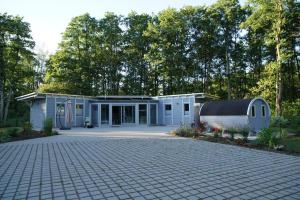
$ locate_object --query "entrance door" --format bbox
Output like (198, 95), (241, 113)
(112, 106), (121, 125)
(150, 104), (157, 125)
(91, 104), (98, 127)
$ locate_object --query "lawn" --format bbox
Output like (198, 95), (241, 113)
(281, 137), (300, 153)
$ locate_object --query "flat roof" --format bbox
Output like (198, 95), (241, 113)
(16, 92), (217, 101)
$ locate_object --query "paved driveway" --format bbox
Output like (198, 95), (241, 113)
(0, 130), (299, 200)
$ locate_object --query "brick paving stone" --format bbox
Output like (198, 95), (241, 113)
(0, 134), (299, 200)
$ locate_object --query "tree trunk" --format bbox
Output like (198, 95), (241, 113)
(226, 47), (231, 100)
(275, 42), (283, 116)
(3, 89), (12, 122)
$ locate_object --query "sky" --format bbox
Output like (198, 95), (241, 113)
(1, 0), (227, 54)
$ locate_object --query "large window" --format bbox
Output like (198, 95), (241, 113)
(56, 103), (65, 116)
(122, 106), (135, 123)
(165, 104), (172, 116)
(184, 103), (189, 115)
(251, 105), (256, 117)
(261, 105), (266, 117)
(139, 104), (147, 124)
(101, 104), (109, 124)
(76, 104), (83, 116)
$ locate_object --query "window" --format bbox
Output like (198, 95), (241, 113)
(101, 104), (109, 124)
(184, 104), (189, 115)
(56, 103), (65, 116)
(139, 104), (147, 124)
(261, 105), (266, 117)
(165, 104), (172, 115)
(251, 105), (255, 117)
(76, 104), (83, 116)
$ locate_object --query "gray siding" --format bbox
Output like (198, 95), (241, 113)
(248, 99), (270, 133)
(31, 99), (46, 130)
(156, 95), (195, 125)
(46, 97), (55, 127)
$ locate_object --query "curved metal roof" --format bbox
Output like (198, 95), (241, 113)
(200, 99), (252, 116)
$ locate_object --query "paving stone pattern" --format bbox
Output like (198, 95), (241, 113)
(0, 136), (299, 200)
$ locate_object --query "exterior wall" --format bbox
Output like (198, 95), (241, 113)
(248, 99), (271, 134)
(46, 97), (56, 127)
(156, 95), (195, 125)
(31, 99), (46, 130)
(200, 115), (249, 130)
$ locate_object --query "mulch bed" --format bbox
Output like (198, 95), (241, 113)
(1, 130), (58, 143)
(194, 135), (300, 156)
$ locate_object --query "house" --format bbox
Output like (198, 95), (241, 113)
(199, 98), (271, 136)
(16, 92), (216, 130)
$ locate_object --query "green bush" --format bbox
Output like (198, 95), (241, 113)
(5, 127), (22, 137)
(227, 128), (238, 140)
(0, 131), (11, 142)
(258, 128), (273, 146)
(43, 118), (53, 136)
(258, 128), (282, 148)
(271, 116), (289, 128)
(175, 124), (198, 137)
(23, 122), (32, 135)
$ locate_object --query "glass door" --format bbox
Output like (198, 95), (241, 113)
(150, 104), (157, 125)
(112, 106), (121, 125)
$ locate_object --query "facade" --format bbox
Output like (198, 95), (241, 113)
(199, 98), (271, 136)
(17, 92), (215, 130)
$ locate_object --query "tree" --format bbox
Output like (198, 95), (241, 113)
(241, 0), (298, 116)
(0, 13), (35, 123)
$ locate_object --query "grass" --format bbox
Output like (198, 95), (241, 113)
(281, 137), (300, 153)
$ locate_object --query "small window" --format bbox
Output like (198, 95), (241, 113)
(165, 104), (172, 110)
(76, 104), (83, 116)
(184, 104), (189, 115)
(261, 105), (266, 117)
(251, 105), (255, 117)
(57, 103), (65, 116)
(165, 104), (172, 115)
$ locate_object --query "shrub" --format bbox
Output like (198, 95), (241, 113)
(23, 122), (32, 135)
(175, 124), (198, 137)
(258, 128), (281, 148)
(5, 127), (22, 137)
(239, 127), (250, 142)
(43, 118), (53, 136)
(227, 128), (238, 140)
(0, 131), (11, 143)
(258, 128), (273, 146)
(271, 116), (289, 129)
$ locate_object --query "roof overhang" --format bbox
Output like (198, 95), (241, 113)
(15, 92), (46, 101)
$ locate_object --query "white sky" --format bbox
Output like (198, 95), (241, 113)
(0, 0), (244, 54)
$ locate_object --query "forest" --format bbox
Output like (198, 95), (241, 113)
(0, 0), (299, 124)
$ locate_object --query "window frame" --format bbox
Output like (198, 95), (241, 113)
(56, 103), (65, 116)
(165, 104), (172, 116)
(251, 105), (256, 117)
(184, 103), (190, 115)
(75, 103), (84, 116)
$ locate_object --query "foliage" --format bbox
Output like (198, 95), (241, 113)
(226, 128), (238, 140)
(43, 118), (53, 136)
(3, 127), (23, 137)
(282, 99), (300, 118)
(175, 124), (198, 137)
(281, 137), (300, 153)
(23, 122), (32, 135)
(257, 128), (286, 149)
(0, 131), (11, 143)
(0, 13), (35, 124)
(271, 116), (289, 129)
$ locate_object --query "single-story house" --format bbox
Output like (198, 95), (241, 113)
(199, 98), (271, 136)
(16, 92), (216, 130)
